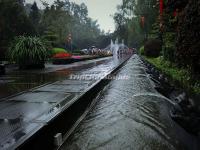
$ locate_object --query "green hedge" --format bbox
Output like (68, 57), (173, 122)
(72, 49), (81, 55)
(139, 46), (144, 55)
(144, 56), (200, 94)
(144, 39), (162, 57)
(51, 48), (69, 55)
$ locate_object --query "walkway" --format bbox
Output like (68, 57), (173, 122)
(0, 55), (130, 149)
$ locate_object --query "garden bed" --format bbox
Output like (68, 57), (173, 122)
(143, 56), (200, 94)
(52, 55), (111, 65)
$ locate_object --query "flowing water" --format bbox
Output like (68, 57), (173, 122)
(61, 55), (199, 150)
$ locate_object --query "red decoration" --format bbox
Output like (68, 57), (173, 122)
(173, 9), (178, 17)
(53, 52), (72, 58)
(159, 0), (164, 15)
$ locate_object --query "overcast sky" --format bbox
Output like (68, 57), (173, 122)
(25, 0), (122, 32)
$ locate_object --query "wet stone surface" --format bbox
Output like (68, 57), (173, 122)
(0, 57), (111, 99)
(0, 121), (41, 150)
(0, 101), (52, 120)
(8, 91), (71, 103)
(35, 81), (93, 93)
(0, 55), (130, 149)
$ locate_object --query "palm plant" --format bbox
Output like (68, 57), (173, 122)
(8, 36), (49, 69)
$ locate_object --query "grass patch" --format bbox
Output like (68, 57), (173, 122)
(144, 56), (200, 94)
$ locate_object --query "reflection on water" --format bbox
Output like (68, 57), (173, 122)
(61, 55), (199, 150)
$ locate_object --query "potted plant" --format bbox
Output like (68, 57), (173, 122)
(8, 36), (49, 69)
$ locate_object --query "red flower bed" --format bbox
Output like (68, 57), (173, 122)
(52, 52), (72, 59)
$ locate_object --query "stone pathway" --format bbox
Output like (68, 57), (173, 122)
(0, 55), (130, 149)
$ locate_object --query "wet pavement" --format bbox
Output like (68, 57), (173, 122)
(0, 57), (111, 99)
(61, 55), (199, 150)
(0, 55), (131, 149)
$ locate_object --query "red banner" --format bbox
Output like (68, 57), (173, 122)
(173, 9), (178, 17)
(160, 0), (164, 15)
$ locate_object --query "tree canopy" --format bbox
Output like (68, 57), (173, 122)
(113, 0), (200, 75)
(0, 0), (111, 60)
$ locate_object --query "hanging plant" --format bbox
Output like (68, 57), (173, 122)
(160, 0), (164, 15)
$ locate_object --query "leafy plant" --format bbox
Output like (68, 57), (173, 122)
(139, 46), (144, 55)
(145, 56), (200, 94)
(8, 36), (48, 68)
(162, 32), (176, 62)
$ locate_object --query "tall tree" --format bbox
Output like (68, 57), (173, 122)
(0, 0), (35, 60)
(113, 0), (158, 47)
(40, 0), (102, 49)
(29, 1), (41, 33)
(172, 0), (200, 74)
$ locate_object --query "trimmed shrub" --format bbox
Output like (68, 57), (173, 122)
(144, 39), (162, 57)
(8, 36), (48, 69)
(72, 49), (81, 55)
(51, 48), (68, 55)
(139, 46), (144, 55)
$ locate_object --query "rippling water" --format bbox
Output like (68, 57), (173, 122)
(61, 55), (199, 150)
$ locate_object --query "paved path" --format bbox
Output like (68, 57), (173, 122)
(0, 57), (112, 99)
(0, 55), (130, 149)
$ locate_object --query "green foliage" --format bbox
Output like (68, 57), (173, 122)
(149, 22), (161, 39)
(0, 0), (110, 59)
(139, 46), (144, 55)
(42, 27), (58, 48)
(144, 39), (162, 57)
(72, 49), (81, 55)
(51, 48), (68, 55)
(163, 32), (176, 62)
(113, 0), (158, 47)
(8, 36), (48, 67)
(29, 2), (41, 33)
(145, 56), (200, 94)
(40, 0), (101, 49)
(175, 0), (200, 74)
(0, 0), (36, 60)
(163, 46), (175, 62)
